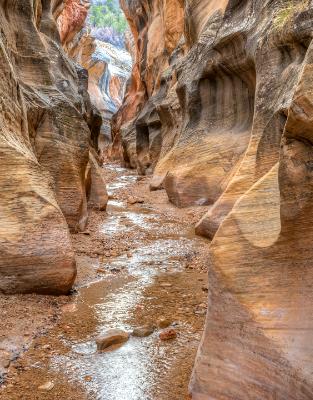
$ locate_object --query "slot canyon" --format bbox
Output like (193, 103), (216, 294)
(1, 0), (313, 399)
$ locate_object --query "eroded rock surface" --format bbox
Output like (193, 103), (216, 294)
(59, 0), (132, 156)
(0, 0), (103, 294)
(68, 34), (132, 155)
(112, 0), (313, 398)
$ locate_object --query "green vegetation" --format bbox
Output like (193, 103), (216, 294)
(89, 0), (127, 34)
(273, 0), (309, 29)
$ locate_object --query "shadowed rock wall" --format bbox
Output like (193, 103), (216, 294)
(0, 0), (105, 294)
(113, 0), (313, 398)
(111, 0), (185, 167)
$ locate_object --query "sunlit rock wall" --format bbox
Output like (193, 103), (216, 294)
(0, 0), (104, 294)
(67, 33), (132, 155)
(113, 0), (313, 398)
(58, 0), (132, 157)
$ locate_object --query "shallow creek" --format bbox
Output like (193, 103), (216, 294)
(1, 165), (208, 400)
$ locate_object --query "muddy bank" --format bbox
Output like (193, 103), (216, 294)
(0, 164), (209, 400)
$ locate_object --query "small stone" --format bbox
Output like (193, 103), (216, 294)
(97, 268), (106, 274)
(157, 317), (172, 329)
(96, 329), (129, 351)
(38, 381), (54, 391)
(159, 328), (177, 341)
(132, 326), (154, 338)
(0, 351), (11, 369)
(127, 197), (144, 205)
(84, 375), (92, 382)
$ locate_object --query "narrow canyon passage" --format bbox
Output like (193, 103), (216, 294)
(0, 164), (208, 400)
(3, 1), (313, 398)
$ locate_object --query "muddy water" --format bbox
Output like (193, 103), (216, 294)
(1, 166), (208, 400)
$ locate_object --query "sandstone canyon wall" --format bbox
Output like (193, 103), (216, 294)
(58, 0), (132, 156)
(112, 0), (313, 398)
(0, 0), (107, 295)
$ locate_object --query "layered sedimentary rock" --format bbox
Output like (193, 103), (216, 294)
(68, 33), (132, 154)
(0, 0), (105, 294)
(111, 0), (185, 167)
(113, 0), (313, 398)
(58, 0), (132, 156)
(57, 0), (90, 46)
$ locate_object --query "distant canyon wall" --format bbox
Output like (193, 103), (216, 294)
(112, 0), (313, 398)
(0, 0), (107, 295)
(58, 0), (132, 156)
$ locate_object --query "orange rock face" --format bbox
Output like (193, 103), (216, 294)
(112, 0), (313, 398)
(66, 33), (132, 156)
(0, 0), (104, 294)
(111, 0), (185, 165)
(57, 0), (90, 46)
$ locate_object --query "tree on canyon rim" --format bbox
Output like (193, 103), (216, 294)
(88, 0), (128, 47)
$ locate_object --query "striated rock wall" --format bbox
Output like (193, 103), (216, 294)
(0, 0), (105, 294)
(58, 0), (132, 157)
(67, 33), (132, 155)
(113, 0), (313, 398)
(111, 0), (185, 167)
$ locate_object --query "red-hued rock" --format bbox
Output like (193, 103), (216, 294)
(112, 1), (313, 399)
(57, 0), (90, 46)
(159, 328), (177, 341)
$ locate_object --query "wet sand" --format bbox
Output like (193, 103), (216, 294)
(0, 164), (209, 400)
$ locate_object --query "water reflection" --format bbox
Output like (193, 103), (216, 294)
(40, 165), (206, 399)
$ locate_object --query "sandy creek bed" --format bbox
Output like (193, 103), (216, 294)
(0, 164), (209, 400)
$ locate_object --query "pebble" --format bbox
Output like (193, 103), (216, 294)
(38, 381), (54, 391)
(132, 325), (154, 337)
(96, 329), (129, 351)
(157, 317), (172, 329)
(0, 351), (11, 369)
(127, 197), (144, 205)
(159, 328), (177, 341)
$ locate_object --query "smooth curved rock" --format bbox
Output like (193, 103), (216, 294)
(96, 329), (129, 351)
(86, 151), (108, 211)
(111, 0), (313, 398)
(0, 0), (95, 293)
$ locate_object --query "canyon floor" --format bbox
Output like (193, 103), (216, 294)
(0, 164), (210, 400)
